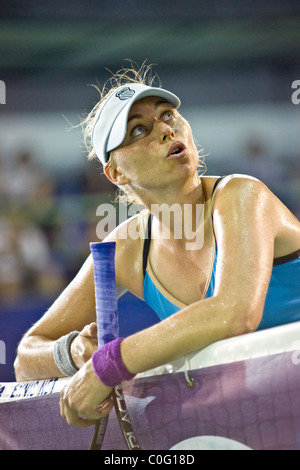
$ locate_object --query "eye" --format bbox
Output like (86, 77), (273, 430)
(162, 110), (175, 122)
(131, 125), (146, 138)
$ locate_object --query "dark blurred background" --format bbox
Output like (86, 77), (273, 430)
(1, 0), (300, 380)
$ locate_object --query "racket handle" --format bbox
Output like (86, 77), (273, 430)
(90, 242), (119, 346)
(89, 242), (141, 451)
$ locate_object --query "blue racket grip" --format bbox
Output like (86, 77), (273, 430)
(90, 242), (119, 348)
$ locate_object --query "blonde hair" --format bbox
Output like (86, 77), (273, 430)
(81, 61), (206, 205)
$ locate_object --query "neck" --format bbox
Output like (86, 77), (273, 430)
(136, 174), (206, 246)
(137, 172), (203, 207)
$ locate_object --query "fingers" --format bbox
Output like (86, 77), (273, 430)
(59, 360), (114, 428)
(87, 322), (98, 339)
(96, 395), (114, 415)
(80, 322), (98, 343)
(71, 323), (98, 369)
(60, 389), (114, 428)
(60, 398), (98, 428)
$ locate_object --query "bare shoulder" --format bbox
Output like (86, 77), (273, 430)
(213, 173), (266, 199)
(211, 173), (300, 255)
(201, 174), (264, 200)
(211, 173), (297, 216)
(211, 173), (277, 215)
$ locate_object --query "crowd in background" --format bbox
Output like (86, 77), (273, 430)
(0, 140), (299, 306)
(0, 146), (115, 304)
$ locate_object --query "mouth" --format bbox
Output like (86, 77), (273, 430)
(166, 141), (187, 159)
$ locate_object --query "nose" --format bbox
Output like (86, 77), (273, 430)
(153, 117), (175, 141)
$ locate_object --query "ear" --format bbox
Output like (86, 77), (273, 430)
(104, 162), (130, 186)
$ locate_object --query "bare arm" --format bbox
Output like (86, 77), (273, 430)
(14, 254), (97, 381)
(121, 177), (276, 373)
(14, 217), (138, 382)
(60, 176), (280, 426)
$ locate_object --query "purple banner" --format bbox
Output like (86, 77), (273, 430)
(0, 350), (299, 450)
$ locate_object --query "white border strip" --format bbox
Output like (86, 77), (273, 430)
(0, 377), (69, 403)
(1, 321), (300, 403)
(136, 321), (300, 378)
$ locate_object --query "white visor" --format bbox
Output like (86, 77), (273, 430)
(92, 83), (181, 164)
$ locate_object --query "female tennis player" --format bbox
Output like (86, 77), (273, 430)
(14, 65), (300, 428)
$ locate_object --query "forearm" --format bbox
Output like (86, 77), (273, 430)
(14, 256), (98, 382)
(121, 296), (247, 375)
(14, 335), (63, 382)
(58, 296), (252, 427)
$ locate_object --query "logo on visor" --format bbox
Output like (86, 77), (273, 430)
(116, 87), (135, 101)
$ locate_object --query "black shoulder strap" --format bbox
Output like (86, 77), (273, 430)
(212, 175), (226, 199)
(211, 176), (226, 243)
(142, 214), (153, 278)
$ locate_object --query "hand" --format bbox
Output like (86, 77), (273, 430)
(70, 322), (98, 369)
(60, 358), (114, 427)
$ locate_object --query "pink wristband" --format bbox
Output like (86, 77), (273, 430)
(92, 337), (135, 387)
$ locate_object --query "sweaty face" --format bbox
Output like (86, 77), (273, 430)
(109, 96), (199, 191)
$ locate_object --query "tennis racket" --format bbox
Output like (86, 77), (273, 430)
(89, 242), (141, 450)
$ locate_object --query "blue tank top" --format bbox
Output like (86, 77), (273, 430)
(142, 178), (300, 331)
